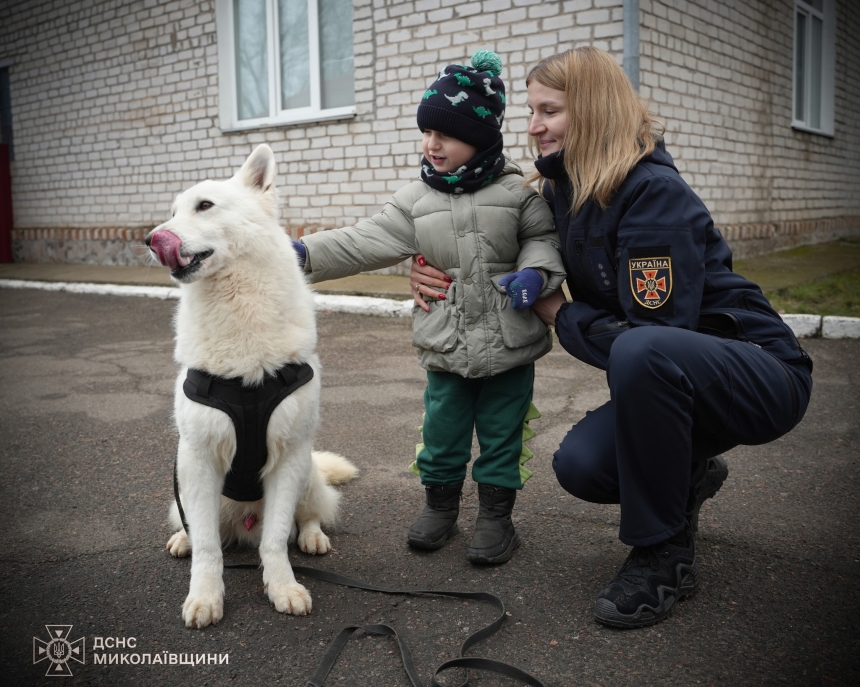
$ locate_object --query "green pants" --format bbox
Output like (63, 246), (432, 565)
(416, 363), (535, 490)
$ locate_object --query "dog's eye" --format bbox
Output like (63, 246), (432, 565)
(197, 201), (214, 211)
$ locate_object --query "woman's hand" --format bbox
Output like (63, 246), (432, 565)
(410, 255), (451, 312)
(532, 288), (567, 326)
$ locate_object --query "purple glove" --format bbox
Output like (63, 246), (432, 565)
(498, 268), (543, 310)
(291, 240), (307, 268)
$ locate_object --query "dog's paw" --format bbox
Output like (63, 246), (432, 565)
(167, 530), (191, 557)
(266, 581), (312, 616)
(182, 592), (224, 629)
(297, 527), (331, 555)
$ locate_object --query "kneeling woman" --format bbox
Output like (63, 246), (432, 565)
(411, 46), (813, 629)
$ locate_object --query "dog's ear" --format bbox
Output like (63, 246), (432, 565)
(238, 144), (276, 192)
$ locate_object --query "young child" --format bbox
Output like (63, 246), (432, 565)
(293, 51), (566, 564)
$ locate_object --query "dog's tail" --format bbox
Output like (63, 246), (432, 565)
(312, 450), (359, 485)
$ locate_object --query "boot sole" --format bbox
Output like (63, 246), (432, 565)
(407, 524), (458, 551)
(467, 532), (521, 565)
(593, 561), (700, 629)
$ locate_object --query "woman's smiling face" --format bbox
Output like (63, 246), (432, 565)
(527, 81), (569, 155)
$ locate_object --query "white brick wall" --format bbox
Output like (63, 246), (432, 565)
(640, 0), (860, 229)
(1, 0), (622, 245)
(1, 0), (857, 266)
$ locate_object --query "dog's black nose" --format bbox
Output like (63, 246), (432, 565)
(145, 233), (153, 247)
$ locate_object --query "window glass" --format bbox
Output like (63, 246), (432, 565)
(319, 0), (355, 110)
(234, 0), (269, 120)
(0, 68), (12, 160)
(794, 11), (806, 121)
(279, 0), (311, 110)
(221, 0), (356, 127)
(809, 16), (822, 128)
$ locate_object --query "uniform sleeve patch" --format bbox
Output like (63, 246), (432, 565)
(628, 246), (673, 315)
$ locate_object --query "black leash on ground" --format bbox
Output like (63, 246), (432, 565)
(225, 562), (549, 687)
(173, 463), (550, 687)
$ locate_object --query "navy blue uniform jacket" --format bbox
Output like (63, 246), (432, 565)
(535, 142), (809, 371)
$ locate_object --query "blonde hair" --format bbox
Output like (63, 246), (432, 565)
(526, 47), (664, 215)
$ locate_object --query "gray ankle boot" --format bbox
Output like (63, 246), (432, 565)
(407, 483), (462, 550)
(467, 484), (521, 564)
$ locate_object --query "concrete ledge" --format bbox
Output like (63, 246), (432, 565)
(822, 316), (860, 339)
(315, 294), (412, 318)
(780, 314), (821, 338)
(780, 314), (860, 339)
(0, 263), (412, 299)
(0, 279), (413, 317)
(3, 278), (858, 333)
(0, 279), (179, 300)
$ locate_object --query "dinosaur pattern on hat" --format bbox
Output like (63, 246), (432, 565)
(445, 91), (469, 106)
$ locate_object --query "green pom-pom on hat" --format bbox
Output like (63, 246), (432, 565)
(471, 50), (502, 77)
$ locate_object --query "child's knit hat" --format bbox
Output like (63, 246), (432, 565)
(417, 50), (506, 150)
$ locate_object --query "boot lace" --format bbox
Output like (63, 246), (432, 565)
(618, 545), (664, 584)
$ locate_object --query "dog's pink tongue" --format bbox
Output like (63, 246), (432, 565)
(150, 230), (190, 270)
(244, 514), (258, 531)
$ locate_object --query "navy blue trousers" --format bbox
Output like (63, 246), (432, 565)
(552, 327), (812, 547)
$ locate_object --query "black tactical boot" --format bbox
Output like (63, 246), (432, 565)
(407, 483), (462, 550)
(467, 484), (521, 564)
(686, 454), (729, 533)
(593, 527), (699, 629)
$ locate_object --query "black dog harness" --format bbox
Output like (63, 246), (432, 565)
(182, 362), (314, 502)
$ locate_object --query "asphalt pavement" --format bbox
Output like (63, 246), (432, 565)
(0, 286), (858, 686)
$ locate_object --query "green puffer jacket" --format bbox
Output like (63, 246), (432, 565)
(301, 159), (566, 378)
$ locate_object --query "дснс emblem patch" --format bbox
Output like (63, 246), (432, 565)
(629, 255), (672, 309)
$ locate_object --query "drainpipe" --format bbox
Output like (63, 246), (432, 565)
(623, 0), (640, 91)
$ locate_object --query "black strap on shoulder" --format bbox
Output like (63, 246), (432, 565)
(174, 361), (315, 530)
(193, 362), (313, 502)
(221, 563), (552, 687)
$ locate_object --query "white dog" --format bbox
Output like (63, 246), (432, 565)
(147, 144), (356, 629)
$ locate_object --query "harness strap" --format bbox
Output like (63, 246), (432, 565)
(222, 563), (551, 687)
(195, 372), (212, 398)
(181, 362), (315, 503)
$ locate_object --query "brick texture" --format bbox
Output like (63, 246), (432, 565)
(1, 0), (857, 268)
(640, 0), (860, 239)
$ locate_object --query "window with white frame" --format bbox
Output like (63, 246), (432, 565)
(792, 0), (835, 136)
(216, 0), (355, 131)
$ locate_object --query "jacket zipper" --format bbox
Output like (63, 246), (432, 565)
(574, 239), (597, 292)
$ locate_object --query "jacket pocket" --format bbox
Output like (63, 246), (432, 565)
(412, 286), (459, 353)
(497, 298), (548, 349)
